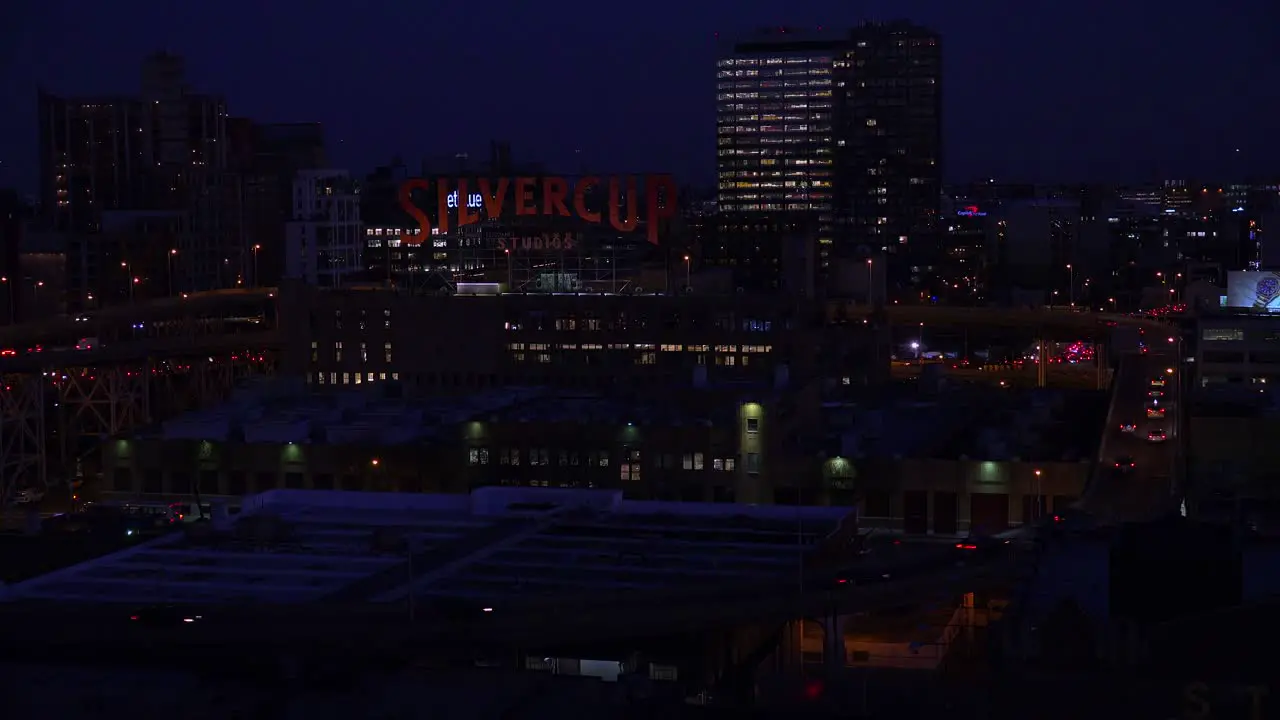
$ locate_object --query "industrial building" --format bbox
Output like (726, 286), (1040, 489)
(100, 380), (819, 504)
(276, 282), (891, 395)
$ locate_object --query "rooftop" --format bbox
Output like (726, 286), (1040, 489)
(830, 387), (1107, 462)
(2, 487), (851, 607)
(147, 381), (548, 444)
(140, 378), (797, 446)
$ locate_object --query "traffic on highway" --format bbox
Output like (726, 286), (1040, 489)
(1082, 330), (1182, 523)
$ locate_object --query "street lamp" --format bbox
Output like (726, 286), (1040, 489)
(252, 244), (261, 288)
(682, 254), (691, 291)
(1033, 469), (1043, 521)
(0, 276), (12, 323)
(168, 249), (178, 297)
(917, 322), (924, 362)
(121, 261), (134, 302)
(1066, 264), (1074, 307)
(866, 258), (874, 303)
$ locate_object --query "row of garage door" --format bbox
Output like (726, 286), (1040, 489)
(868, 491), (1079, 535)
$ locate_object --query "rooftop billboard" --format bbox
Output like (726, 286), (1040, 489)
(1226, 271), (1280, 311)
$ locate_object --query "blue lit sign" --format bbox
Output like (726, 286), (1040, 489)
(957, 205), (987, 217)
(447, 190), (484, 209)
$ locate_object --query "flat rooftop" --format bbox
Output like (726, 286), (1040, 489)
(146, 382), (548, 444)
(1, 487), (852, 606)
(830, 387), (1107, 462)
(142, 381), (785, 446)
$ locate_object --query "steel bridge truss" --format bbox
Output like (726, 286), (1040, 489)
(0, 374), (46, 504)
(0, 352), (276, 502)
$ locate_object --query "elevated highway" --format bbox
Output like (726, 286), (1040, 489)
(827, 301), (1170, 335)
(0, 290), (280, 505)
(890, 361), (1109, 389)
(0, 291), (1166, 355)
(0, 287), (278, 351)
(1, 290), (1162, 503)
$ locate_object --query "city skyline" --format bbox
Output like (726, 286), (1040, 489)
(1, 0), (1276, 195)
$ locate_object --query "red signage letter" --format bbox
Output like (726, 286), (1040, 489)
(645, 174), (678, 246)
(514, 177), (537, 216)
(435, 179), (453, 234)
(608, 176), (638, 232)
(398, 178), (432, 245)
(574, 177), (601, 224)
(479, 178), (509, 219)
(543, 176), (571, 217)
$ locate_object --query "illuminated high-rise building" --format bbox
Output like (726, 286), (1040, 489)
(714, 23), (942, 298)
(713, 30), (837, 293)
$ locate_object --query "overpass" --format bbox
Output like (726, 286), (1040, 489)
(1, 290), (1162, 502)
(827, 301), (1169, 334)
(890, 361), (1109, 389)
(0, 287), (278, 351)
(0, 289), (281, 505)
(0, 291), (1167, 354)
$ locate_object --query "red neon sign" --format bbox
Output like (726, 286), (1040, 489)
(398, 175), (677, 248)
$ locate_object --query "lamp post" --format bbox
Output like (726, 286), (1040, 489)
(121, 261), (134, 302)
(1067, 264), (1074, 307)
(0, 276), (12, 324)
(252, 245), (261, 288)
(683, 254), (691, 292)
(1033, 469), (1043, 521)
(866, 258), (874, 303)
(168, 249), (178, 296)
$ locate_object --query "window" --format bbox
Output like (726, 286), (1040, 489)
(621, 450), (641, 481)
(468, 447), (489, 466)
(746, 453), (761, 474)
(683, 453), (694, 470)
(1202, 327), (1244, 341)
(746, 418), (760, 433)
(384, 342), (393, 363)
(693, 452), (704, 470)
(713, 458), (736, 471)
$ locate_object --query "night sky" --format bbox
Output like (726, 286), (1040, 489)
(1, 0), (1275, 195)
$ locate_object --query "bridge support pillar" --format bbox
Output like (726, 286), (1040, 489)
(823, 609), (846, 670)
(58, 364), (151, 468)
(1096, 341), (1109, 390)
(0, 373), (47, 503)
(1036, 335), (1048, 388)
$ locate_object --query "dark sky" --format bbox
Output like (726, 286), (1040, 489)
(1, 0), (1275, 195)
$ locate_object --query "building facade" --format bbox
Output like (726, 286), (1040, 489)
(276, 282), (892, 396)
(712, 23), (942, 298)
(38, 52), (232, 311)
(285, 170), (363, 286)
